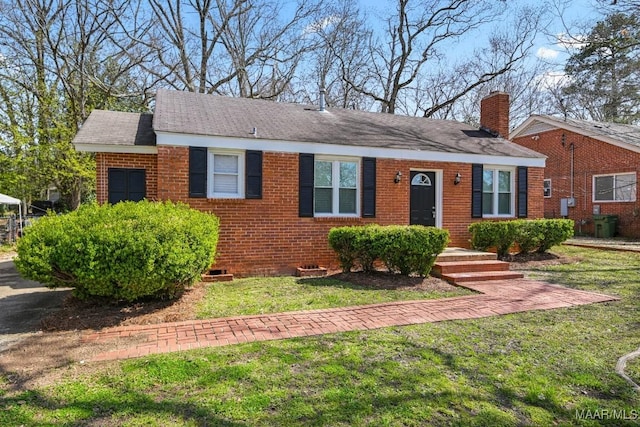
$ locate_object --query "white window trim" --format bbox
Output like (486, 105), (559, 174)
(544, 179), (552, 198)
(592, 172), (636, 203)
(314, 156), (360, 217)
(483, 166), (516, 218)
(207, 149), (245, 199)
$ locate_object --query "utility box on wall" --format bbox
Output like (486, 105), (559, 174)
(560, 198), (569, 217)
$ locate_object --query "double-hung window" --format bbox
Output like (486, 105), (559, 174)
(482, 167), (514, 216)
(208, 150), (244, 198)
(593, 173), (636, 202)
(543, 179), (552, 198)
(314, 157), (359, 216)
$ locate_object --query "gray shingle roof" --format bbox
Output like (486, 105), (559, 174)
(74, 110), (155, 147)
(539, 115), (640, 147)
(153, 89), (544, 159)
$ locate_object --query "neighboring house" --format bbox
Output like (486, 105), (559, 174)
(73, 90), (545, 276)
(511, 115), (640, 237)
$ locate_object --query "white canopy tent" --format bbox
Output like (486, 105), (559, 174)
(0, 193), (23, 236)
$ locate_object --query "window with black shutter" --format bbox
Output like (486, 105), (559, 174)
(245, 150), (263, 199)
(471, 164), (483, 218)
(189, 147), (208, 198)
(299, 153), (314, 217)
(108, 168), (146, 204)
(362, 157), (376, 217)
(517, 166), (528, 218)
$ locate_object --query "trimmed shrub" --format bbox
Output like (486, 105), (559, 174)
(514, 220), (545, 254)
(376, 226), (449, 276)
(468, 221), (517, 257)
(328, 225), (381, 273)
(469, 218), (574, 257)
(328, 226), (361, 273)
(468, 221), (498, 252)
(354, 225), (383, 273)
(536, 219), (574, 253)
(329, 225), (449, 276)
(15, 201), (219, 301)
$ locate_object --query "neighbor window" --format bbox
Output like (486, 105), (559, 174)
(544, 179), (551, 198)
(482, 167), (514, 216)
(314, 158), (358, 216)
(208, 150), (244, 198)
(593, 173), (636, 202)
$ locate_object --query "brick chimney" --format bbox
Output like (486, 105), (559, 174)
(480, 91), (509, 138)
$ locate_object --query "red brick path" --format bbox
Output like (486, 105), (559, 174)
(83, 279), (617, 362)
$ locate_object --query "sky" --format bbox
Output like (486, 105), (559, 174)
(354, 0), (609, 87)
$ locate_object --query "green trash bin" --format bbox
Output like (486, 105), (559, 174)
(593, 215), (618, 238)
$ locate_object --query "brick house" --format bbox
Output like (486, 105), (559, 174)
(73, 90), (545, 276)
(511, 115), (640, 237)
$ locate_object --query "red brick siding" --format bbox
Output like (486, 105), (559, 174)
(513, 129), (640, 237)
(96, 153), (158, 203)
(480, 92), (510, 138)
(96, 148), (543, 275)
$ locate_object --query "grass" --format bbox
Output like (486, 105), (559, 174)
(196, 275), (471, 318)
(0, 243), (15, 254)
(2, 245), (640, 426)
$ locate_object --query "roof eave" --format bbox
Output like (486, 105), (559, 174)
(511, 115), (640, 155)
(74, 143), (158, 154)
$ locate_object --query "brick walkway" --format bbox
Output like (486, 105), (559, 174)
(83, 278), (618, 362)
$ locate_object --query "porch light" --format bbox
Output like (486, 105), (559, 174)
(454, 172), (462, 185)
(394, 171), (402, 183)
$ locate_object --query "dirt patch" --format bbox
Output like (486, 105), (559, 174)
(327, 271), (461, 292)
(40, 282), (209, 332)
(503, 252), (581, 270)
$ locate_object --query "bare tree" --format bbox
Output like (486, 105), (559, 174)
(143, 0), (324, 97)
(299, 0), (374, 110)
(333, 0), (541, 114)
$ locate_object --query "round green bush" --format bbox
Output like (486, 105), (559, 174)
(15, 201), (219, 301)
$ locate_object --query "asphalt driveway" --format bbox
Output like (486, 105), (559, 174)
(0, 255), (69, 351)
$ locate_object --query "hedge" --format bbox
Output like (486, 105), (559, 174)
(328, 225), (449, 276)
(15, 201), (219, 301)
(468, 219), (574, 257)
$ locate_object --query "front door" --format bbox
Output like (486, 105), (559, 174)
(410, 171), (436, 226)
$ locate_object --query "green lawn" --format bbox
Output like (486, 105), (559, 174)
(2, 245), (640, 426)
(196, 275), (471, 318)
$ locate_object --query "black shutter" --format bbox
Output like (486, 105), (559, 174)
(128, 170), (146, 202)
(245, 150), (263, 199)
(471, 164), (483, 218)
(108, 169), (127, 204)
(299, 153), (314, 217)
(108, 168), (146, 204)
(189, 147), (207, 198)
(518, 166), (528, 218)
(362, 157), (376, 217)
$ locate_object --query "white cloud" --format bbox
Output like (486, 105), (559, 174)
(304, 16), (339, 35)
(535, 71), (570, 89)
(536, 47), (559, 60)
(555, 33), (587, 50)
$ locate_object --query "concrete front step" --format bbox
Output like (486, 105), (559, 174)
(436, 247), (497, 263)
(440, 270), (524, 283)
(433, 260), (510, 275)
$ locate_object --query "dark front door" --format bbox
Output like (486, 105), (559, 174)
(410, 171), (436, 226)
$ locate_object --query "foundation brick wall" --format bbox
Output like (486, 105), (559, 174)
(96, 148), (544, 275)
(513, 129), (640, 237)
